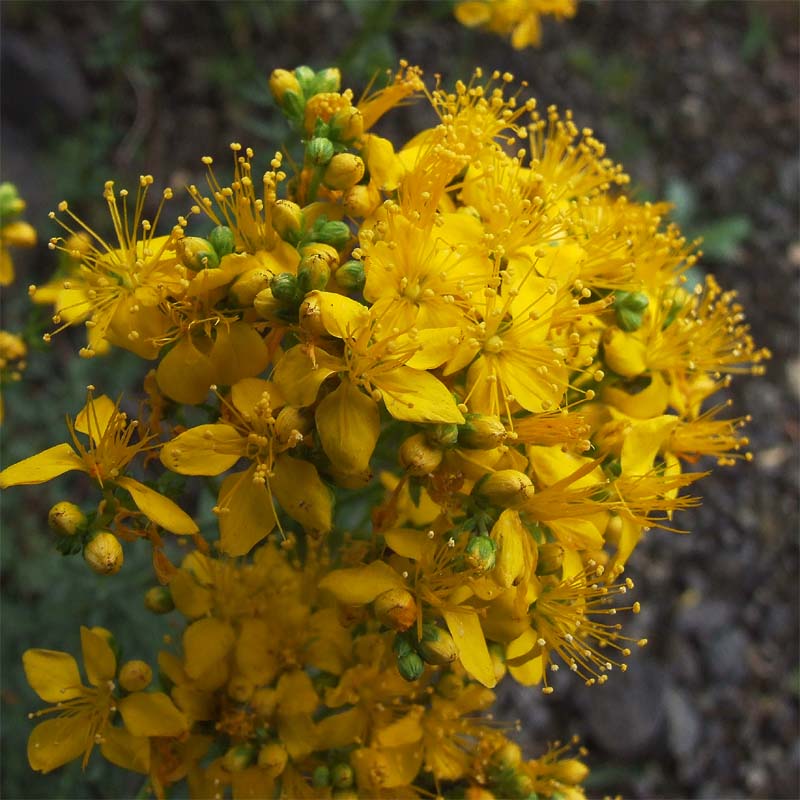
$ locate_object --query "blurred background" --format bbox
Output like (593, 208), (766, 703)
(1, 1), (798, 798)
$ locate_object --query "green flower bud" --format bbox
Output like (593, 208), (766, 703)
(48, 501), (86, 536)
(392, 633), (414, 658)
(271, 272), (300, 305)
(491, 741), (522, 771)
(0, 182), (25, 221)
(330, 763), (354, 789)
(179, 237), (219, 270)
(614, 290), (650, 332)
(310, 67), (341, 95)
(84, 532), (123, 576)
(473, 470), (535, 508)
(222, 743), (256, 772)
(307, 137), (335, 166)
(297, 245), (337, 293)
(271, 200), (304, 242)
(293, 65), (316, 93)
(459, 414), (508, 449)
(466, 535), (497, 573)
(417, 623), (458, 666)
(144, 586), (175, 614)
(312, 765), (331, 787)
(397, 650), (425, 682)
(323, 153), (365, 191)
(311, 218), (352, 250)
(208, 225), (235, 258)
(334, 259), (366, 292)
(119, 660), (153, 692)
(257, 742), (288, 777)
(427, 423), (459, 449)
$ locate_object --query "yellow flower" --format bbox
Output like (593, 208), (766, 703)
(0, 388), (197, 535)
(23, 626), (187, 773)
(0, 181), (36, 285)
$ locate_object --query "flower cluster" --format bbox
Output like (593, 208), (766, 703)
(454, 0), (578, 49)
(2, 63), (766, 798)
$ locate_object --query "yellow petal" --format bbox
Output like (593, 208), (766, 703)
(209, 321), (270, 386)
(27, 716), (87, 773)
(352, 742), (423, 791)
(309, 290), (370, 339)
(0, 247), (14, 285)
(74, 395), (117, 445)
(621, 415), (679, 476)
(271, 454), (332, 535)
(160, 424), (243, 476)
(378, 367), (465, 424)
(22, 650), (83, 703)
(278, 714), (317, 761)
(156, 335), (216, 405)
(314, 707), (367, 749)
(402, 327), (462, 370)
(80, 626), (116, 686)
(276, 671), (318, 716)
(231, 378), (285, 418)
(383, 529), (429, 561)
(0, 443), (84, 488)
(116, 477), (199, 535)
(507, 631), (544, 686)
(528, 446), (605, 488)
(272, 344), (337, 407)
(454, 0), (491, 26)
(373, 706), (424, 748)
(603, 327), (648, 378)
(315, 380), (379, 474)
(100, 726), (150, 774)
(362, 134), (405, 191)
(183, 618), (236, 680)
(118, 691), (189, 737)
(548, 516), (605, 550)
(602, 372), (669, 419)
(169, 569), (212, 619)
(442, 609), (497, 688)
(217, 468), (277, 556)
(318, 561), (405, 605)
(236, 619), (279, 686)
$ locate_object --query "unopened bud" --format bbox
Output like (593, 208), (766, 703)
(342, 183), (381, 217)
(84, 532), (123, 575)
(271, 272), (300, 305)
(334, 259), (366, 292)
(144, 586), (174, 614)
(330, 763), (354, 789)
(179, 236), (219, 270)
(222, 743), (256, 772)
(466, 535), (497, 572)
(297, 245), (337, 293)
(374, 587), (417, 631)
(2, 220), (36, 248)
(298, 294), (327, 337)
(535, 542), (564, 575)
(0, 182), (25, 220)
(307, 137), (335, 166)
(257, 743), (288, 777)
(553, 758), (589, 785)
(119, 660), (152, 692)
(271, 200), (304, 242)
(417, 623), (458, 666)
(491, 741), (522, 771)
(459, 415), (508, 449)
(399, 432), (443, 476)
(330, 106), (364, 142)
(312, 219), (351, 249)
(323, 154), (365, 191)
(426, 423), (459, 449)
(274, 406), (313, 444)
(436, 671), (464, 699)
(208, 225), (235, 258)
(269, 68), (302, 106)
(48, 501), (86, 536)
(313, 67), (342, 95)
(474, 470), (535, 508)
(253, 287), (284, 322)
(614, 290), (650, 332)
(397, 650), (425, 682)
(312, 765), (331, 787)
(230, 266), (273, 306)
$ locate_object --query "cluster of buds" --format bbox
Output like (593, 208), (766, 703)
(1, 61), (764, 798)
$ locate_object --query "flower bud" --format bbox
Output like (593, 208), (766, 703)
(602, 326), (648, 377)
(426, 423), (459, 449)
(179, 236), (219, 270)
(208, 225), (235, 258)
(553, 758), (589, 785)
(251, 687), (277, 717)
(299, 294), (327, 337)
(417, 623), (458, 666)
(144, 586), (174, 614)
(297, 245), (337, 293)
(271, 200), (304, 242)
(491, 741), (522, 771)
(342, 183), (381, 217)
(258, 743), (288, 777)
(535, 542), (564, 575)
(311, 219), (351, 249)
(271, 272), (300, 305)
(223, 743), (256, 772)
(397, 650), (425, 682)
(459, 415), (508, 449)
(269, 69), (303, 107)
(2, 220), (36, 248)
(253, 287), (284, 322)
(330, 763), (354, 789)
(323, 154), (365, 191)
(374, 588), (417, 632)
(614, 290), (650, 332)
(230, 266), (274, 306)
(313, 67), (341, 94)
(0, 182), (25, 220)
(84, 532), (123, 575)
(307, 137), (335, 166)
(330, 106), (364, 142)
(466, 535), (497, 573)
(48, 501), (86, 536)
(334, 259), (366, 292)
(436, 671), (464, 699)
(119, 660), (152, 692)
(274, 406), (313, 445)
(506, 772), (533, 796)
(490, 509), (527, 588)
(473, 470), (535, 508)
(399, 432), (443, 476)
(312, 765), (331, 787)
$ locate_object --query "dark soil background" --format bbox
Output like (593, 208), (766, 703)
(1, 2), (798, 799)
